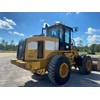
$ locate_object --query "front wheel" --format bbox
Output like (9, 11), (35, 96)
(48, 55), (71, 85)
(78, 56), (92, 75)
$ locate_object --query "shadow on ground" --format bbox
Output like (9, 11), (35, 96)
(19, 70), (100, 87)
(19, 74), (56, 87)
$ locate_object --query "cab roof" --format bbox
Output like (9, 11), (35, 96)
(48, 22), (73, 30)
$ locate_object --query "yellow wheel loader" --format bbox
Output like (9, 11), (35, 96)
(11, 22), (92, 85)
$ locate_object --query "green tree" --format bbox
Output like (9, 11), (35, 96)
(84, 45), (89, 52)
(11, 40), (14, 45)
(77, 40), (84, 52)
(0, 39), (18, 51)
(0, 40), (6, 50)
(90, 44), (97, 52)
(5, 41), (9, 50)
(77, 40), (83, 47)
(9, 40), (14, 50)
(0, 43), (4, 50)
(95, 44), (100, 52)
(1, 40), (6, 46)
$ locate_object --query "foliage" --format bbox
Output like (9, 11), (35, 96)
(78, 44), (100, 52)
(0, 39), (18, 51)
(0, 39), (100, 52)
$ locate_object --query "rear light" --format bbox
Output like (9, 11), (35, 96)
(37, 41), (44, 58)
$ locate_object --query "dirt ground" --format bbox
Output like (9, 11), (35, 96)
(0, 53), (100, 87)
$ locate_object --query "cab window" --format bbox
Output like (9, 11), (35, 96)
(64, 27), (71, 50)
(65, 27), (70, 44)
(47, 27), (59, 38)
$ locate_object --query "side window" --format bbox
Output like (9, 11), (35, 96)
(65, 28), (70, 44)
(59, 28), (63, 42)
(52, 30), (57, 37)
(49, 27), (59, 38)
(65, 28), (71, 49)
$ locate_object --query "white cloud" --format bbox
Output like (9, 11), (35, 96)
(0, 17), (16, 30)
(73, 37), (83, 45)
(73, 37), (83, 43)
(0, 37), (2, 40)
(4, 17), (16, 26)
(85, 27), (100, 34)
(87, 35), (100, 44)
(9, 31), (25, 37)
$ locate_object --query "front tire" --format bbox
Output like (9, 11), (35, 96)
(78, 56), (92, 75)
(48, 55), (71, 85)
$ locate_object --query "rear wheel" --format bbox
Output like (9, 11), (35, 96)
(78, 56), (92, 75)
(48, 55), (71, 85)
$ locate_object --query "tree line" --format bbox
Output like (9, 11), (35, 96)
(0, 40), (18, 51)
(76, 40), (100, 52)
(0, 39), (100, 52)
(77, 44), (100, 52)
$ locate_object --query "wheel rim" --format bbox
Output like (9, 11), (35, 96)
(86, 60), (91, 71)
(59, 63), (68, 78)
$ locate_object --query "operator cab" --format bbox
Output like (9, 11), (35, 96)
(43, 22), (73, 50)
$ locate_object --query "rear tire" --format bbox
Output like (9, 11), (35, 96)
(48, 55), (71, 85)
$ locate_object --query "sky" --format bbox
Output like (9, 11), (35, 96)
(0, 12), (100, 46)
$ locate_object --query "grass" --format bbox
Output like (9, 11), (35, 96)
(0, 51), (17, 53)
(79, 52), (87, 54)
(96, 52), (100, 55)
(79, 52), (100, 55)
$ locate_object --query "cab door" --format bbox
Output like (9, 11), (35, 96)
(59, 26), (71, 50)
(64, 27), (71, 50)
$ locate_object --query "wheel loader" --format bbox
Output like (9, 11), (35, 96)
(11, 22), (92, 85)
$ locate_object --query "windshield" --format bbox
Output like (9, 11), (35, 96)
(47, 26), (60, 38)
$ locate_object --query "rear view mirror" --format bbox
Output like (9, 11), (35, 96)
(45, 24), (48, 28)
(43, 23), (49, 29)
(73, 27), (78, 32)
